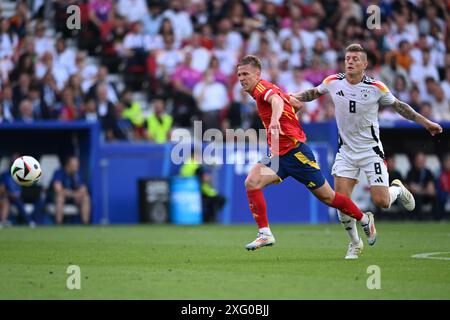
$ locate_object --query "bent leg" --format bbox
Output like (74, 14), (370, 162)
(245, 163), (281, 230)
(370, 186), (391, 209)
(311, 180), (364, 221)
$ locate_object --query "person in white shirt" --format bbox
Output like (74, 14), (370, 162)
(117, 0), (148, 23)
(409, 48), (440, 95)
(193, 70), (229, 131)
(292, 44), (442, 259)
(163, 0), (193, 42)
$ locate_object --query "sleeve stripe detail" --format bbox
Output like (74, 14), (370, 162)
(371, 81), (389, 93)
(256, 83), (266, 92)
(264, 89), (273, 101)
(323, 75), (338, 85)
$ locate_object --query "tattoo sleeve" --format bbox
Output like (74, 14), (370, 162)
(295, 88), (324, 102)
(390, 99), (419, 122)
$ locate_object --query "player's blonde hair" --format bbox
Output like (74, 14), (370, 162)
(345, 44), (367, 61)
(237, 55), (262, 70)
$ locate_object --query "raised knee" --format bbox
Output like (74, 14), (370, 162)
(245, 176), (261, 190)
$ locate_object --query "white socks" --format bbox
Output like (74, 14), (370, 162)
(388, 185), (402, 208)
(338, 212), (360, 245)
(259, 227), (272, 236)
(360, 213), (369, 225)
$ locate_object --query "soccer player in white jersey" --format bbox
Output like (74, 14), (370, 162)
(291, 44), (443, 259)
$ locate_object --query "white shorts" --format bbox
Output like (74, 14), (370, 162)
(331, 151), (389, 187)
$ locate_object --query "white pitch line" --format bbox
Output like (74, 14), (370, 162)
(411, 252), (450, 261)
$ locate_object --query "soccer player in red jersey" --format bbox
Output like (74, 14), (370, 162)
(237, 55), (376, 250)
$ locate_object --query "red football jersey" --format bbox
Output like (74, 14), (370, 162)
(251, 79), (306, 156)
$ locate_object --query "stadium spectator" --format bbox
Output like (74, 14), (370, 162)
(0, 17), (19, 61)
(94, 83), (115, 121)
(0, 154), (38, 228)
(9, 1), (30, 40)
(410, 49), (440, 94)
(406, 152), (438, 220)
(442, 67), (450, 99)
(54, 38), (77, 76)
(50, 155), (91, 225)
(67, 74), (85, 108)
(163, 0), (193, 43)
(35, 51), (69, 90)
(379, 54), (410, 90)
(179, 154), (225, 223)
(0, 105), (5, 123)
(144, 97), (173, 144)
(57, 87), (79, 121)
(87, 65), (119, 103)
(122, 21), (151, 68)
(74, 51), (98, 93)
(169, 50), (201, 127)
(279, 37), (302, 69)
(28, 83), (50, 120)
(9, 53), (35, 83)
(16, 99), (35, 123)
(207, 55), (228, 86)
(12, 73), (31, 107)
(429, 85), (450, 121)
(120, 89), (145, 138)
(100, 15), (128, 73)
(193, 69), (229, 131)
(438, 154), (450, 220)
(141, 1), (164, 37)
(155, 32), (183, 81)
(0, 84), (15, 121)
(86, 0), (114, 55)
(33, 20), (54, 58)
(105, 101), (135, 141)
(386, 13), (418, 50)
(391, 75), (411, 103)
(187, 32), (211, 74)
(81, 97), (98, 122)
(41, 71), (60, 117)
(117, 0), (148, 23)
(212, 31), (238, 76)
(284, 67), (318, 122)
(228, 81), (260, 131)
(199, 166), (226, 223)
(408, 86), (423, 111)
(419, 101), (434, 121)
(303, 55), (334, 87)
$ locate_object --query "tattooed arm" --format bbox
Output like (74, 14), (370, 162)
(291, 88), (325, 102)
(289, 95), (304, 112)
(390, 99), (443, 136)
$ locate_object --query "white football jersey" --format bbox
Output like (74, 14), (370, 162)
(317, 73), (396, 156)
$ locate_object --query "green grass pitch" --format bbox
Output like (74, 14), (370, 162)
(0, 222), (449, 299)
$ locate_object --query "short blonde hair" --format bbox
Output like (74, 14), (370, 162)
(345, 43), (367, 60)
(237, 55), (262, 70)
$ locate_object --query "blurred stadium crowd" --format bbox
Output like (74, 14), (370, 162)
(0, 0), (449, 220)
(0, 0), (449, 137)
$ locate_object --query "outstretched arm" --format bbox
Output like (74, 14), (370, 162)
(390, 99), (443, 136)
(291, 88), (324, 102)
(290, 95), (304, 112)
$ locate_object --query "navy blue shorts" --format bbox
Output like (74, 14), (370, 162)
(259, 143), (326, 190)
